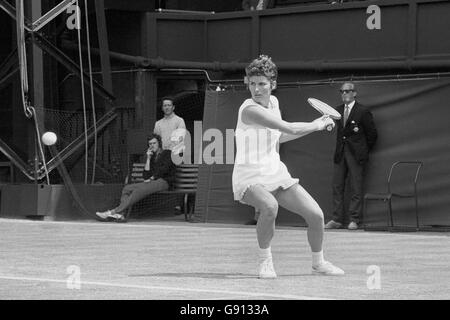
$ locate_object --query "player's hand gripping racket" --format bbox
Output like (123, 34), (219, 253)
(307, 98), (341, 131)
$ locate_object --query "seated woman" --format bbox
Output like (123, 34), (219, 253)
(96, 133), (176, 222)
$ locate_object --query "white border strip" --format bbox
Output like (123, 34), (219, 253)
(0, 218), (447, 238)
(0, 275), (330, 300)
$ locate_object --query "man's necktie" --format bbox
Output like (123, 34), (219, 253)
(343, 105), (350, 126)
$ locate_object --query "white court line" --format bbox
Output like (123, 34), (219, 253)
(0, 275), (331, 300)
(0, 218), (447, 239)
(0, 218), (191, 229)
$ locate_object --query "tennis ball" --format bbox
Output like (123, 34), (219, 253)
(42, 131), (57, 146)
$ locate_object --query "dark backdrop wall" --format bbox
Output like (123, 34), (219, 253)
(194, 78), (450, 228)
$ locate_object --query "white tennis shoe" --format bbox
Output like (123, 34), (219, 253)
(96, 210), (113, 220)
(258, 257), (277, 279)
(312, 261), (345, 276)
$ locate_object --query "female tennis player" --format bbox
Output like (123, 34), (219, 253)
(233, 55), (344, 278)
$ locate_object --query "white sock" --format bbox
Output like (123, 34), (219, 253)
(312, 250), (324, 267)
(258, 247), (272, 262)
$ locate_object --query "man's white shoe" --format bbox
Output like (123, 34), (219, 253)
(96, 210), (112, 219)
(312, 261), (345, 276)
(258, 258), (277, 279)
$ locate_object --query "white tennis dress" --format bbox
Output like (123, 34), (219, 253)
(232, 95), (299, 204)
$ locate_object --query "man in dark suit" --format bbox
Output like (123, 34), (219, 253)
(325, 82), (377, 230)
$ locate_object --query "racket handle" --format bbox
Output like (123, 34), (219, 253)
(326, 124), (333, 132)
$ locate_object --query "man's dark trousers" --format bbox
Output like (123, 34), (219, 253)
(332, 145), (364, 224)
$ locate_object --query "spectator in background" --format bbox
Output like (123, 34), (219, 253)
(154, 97), (187, 155)
(154, 96), (187, 214)
(242, 0), (267, 11)
(96, 134), (176, 222)
(325, 82), (378, 230)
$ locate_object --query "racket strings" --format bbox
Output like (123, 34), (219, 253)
(308, 98), (341, 120)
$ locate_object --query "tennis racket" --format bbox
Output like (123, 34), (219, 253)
(307, 98), (341, 131)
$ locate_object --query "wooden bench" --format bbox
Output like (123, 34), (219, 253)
(124, 163), (198, 221)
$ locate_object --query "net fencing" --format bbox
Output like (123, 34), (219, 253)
(36, 106), (128, 185)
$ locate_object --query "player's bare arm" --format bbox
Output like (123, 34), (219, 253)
(242, 105), (333, 138)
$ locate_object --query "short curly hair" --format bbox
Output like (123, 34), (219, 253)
(147, 133), (162, 149)
(245, 55), (278, 82)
